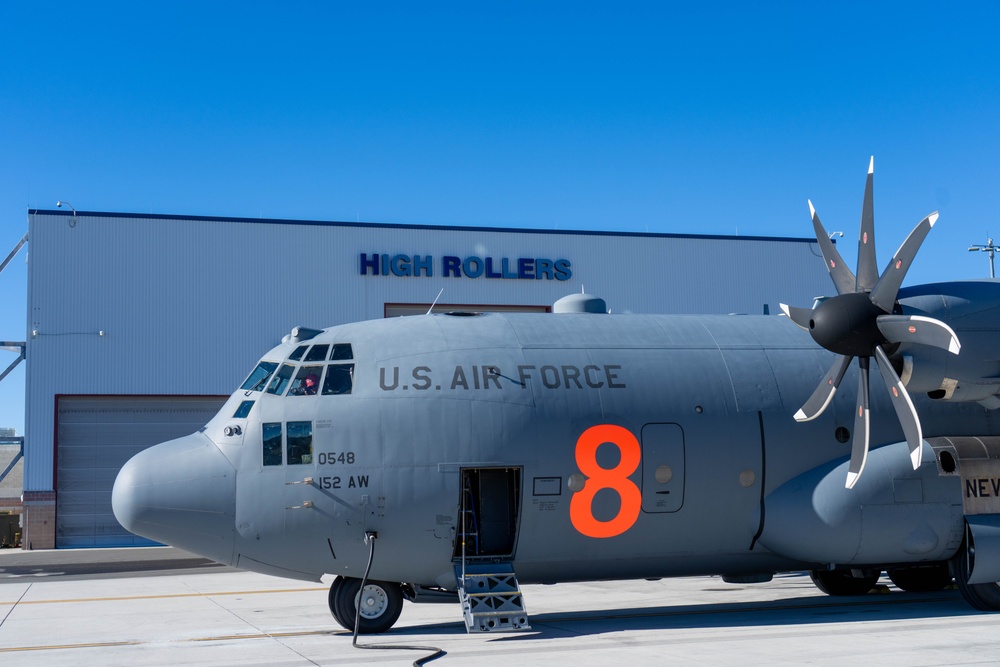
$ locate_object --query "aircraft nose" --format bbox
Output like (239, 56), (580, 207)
(113, 431), (236, 565)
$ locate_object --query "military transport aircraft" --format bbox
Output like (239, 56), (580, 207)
(113, 158), (1000, 636)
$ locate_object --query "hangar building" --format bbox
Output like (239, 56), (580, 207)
(18, 208), (831, 549)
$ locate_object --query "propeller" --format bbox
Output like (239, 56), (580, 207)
(779, 157), (961, 489)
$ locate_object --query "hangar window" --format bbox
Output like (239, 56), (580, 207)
(288, 345), (309, 361)
(289, 366), (323, 396)
(233, 400), (254, 419)
(266, 364), (295, 395)
(330, 343), (354, 361)
(322, 364), (354, 395)
(287, 421), (313, 465)
(240, 361), (278, 392)
(262, 422), (283, 466)
(305, 345), (329, 362)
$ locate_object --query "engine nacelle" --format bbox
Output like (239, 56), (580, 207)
(896, 283), (1000, 405)
(898, 347), (1000, 403)
(758, 442), (965, 567)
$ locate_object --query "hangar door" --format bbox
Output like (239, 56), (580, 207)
(56, 395), (227, 548)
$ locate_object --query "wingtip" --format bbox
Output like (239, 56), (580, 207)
(929, 211), (939, 227)
(868, 156), (874, 174)
(949, 338), (961, 355)
(793, 408), (808, 422)
(779, 303), (791, 317)
(808, 200), (816, 218)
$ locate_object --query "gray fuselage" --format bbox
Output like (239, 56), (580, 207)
(112, 281), (1000, 591)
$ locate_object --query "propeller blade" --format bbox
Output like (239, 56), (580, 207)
(846, 356), (871, 489)
(794, 354), (853, 422)
(856, 156), (878, 293)
(869, 212), (939, 312)
(779, 303), (813, 330)
(809, 200), (856, 296)
(876, 314), (961, 355)
(874, 345), (923, 470)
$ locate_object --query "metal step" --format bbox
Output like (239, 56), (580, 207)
(455, 563), (530, 633)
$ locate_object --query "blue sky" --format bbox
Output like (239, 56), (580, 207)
(1, 2), (999, 433)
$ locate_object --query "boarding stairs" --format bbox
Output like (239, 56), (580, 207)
(455, 562), (530, 633)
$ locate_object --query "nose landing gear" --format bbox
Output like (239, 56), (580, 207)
(328, 575), (404, 634)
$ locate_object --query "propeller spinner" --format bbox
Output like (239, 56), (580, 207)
(780, 157), (961, 489)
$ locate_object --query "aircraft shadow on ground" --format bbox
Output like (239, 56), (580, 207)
(385, 589), (979, 640)
(493, 592), (978, 639)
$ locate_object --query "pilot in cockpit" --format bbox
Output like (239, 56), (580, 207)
(290, 372), (320, 396)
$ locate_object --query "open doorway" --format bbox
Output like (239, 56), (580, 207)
(454, 468), (521, 560)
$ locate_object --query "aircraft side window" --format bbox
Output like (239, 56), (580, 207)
(289, 366), (322, 396)
(330, 343), (353, 361)
(262, 422), (282, 466)
(287, 421), (313, 465)
(240, 361), (278, 392)
(288, 345), (309, 361)
(233, 400), (254, 419)
(305, 344), (329, 362)
(266, 364), (295, 395)
(322, 364), (354, 395)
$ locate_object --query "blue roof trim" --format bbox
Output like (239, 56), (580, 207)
(27, 209), (817, 244)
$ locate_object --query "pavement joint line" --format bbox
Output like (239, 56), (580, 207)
(0, 641), (141, 652)
(191, 629), (337, 642)
(0, 586), (328, 606)
(0, 582), (29, 628)
(0, 630), (339, 653)
(181, 577), (324, 667)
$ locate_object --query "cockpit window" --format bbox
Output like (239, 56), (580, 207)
(288, 345), (309, 361)
(266, 364), (295, 395)
(330, 343), (354, 361)
(289, 366), (322, 396)
(262, 422), (282, 466)
(240, 361), (278, 392)
(287, 421), (313, 465)
(305, 344), (329, 362)
(322, 364), (354, 395)
(233, 400), (254, 419)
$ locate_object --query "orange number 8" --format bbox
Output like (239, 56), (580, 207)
(570, 424), (641, 538)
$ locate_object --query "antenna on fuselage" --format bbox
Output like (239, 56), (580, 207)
(426, 288), (445, 315)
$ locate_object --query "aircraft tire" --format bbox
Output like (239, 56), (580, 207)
(333, 577), (404, 633)
(328, 576), (352, 629)
(809, 568), (880, 596)
(886, 563), (952, 593)
(954, 539), (1000, 611)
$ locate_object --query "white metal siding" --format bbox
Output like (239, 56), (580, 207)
(25, 211), (830, 496)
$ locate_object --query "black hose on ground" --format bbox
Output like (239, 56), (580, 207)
(352, 532), (446, 666)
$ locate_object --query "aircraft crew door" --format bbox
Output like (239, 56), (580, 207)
(640, 423), (685, 513)
(454, 468), (522, 560)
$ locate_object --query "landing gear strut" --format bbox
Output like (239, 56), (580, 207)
(954, 537), (1000, 611)
(887, 563), (952, 593)
(328, 575), (404, 633)
(809, 568), (880, 596)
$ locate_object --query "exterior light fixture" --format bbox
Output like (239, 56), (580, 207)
(56, 201), (78, 227)
(968, 237), (997, 279)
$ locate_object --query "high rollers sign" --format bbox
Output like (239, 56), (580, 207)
(359, 253), (572, 281)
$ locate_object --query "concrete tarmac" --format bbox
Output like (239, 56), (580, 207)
(1, 547), (998, 666)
